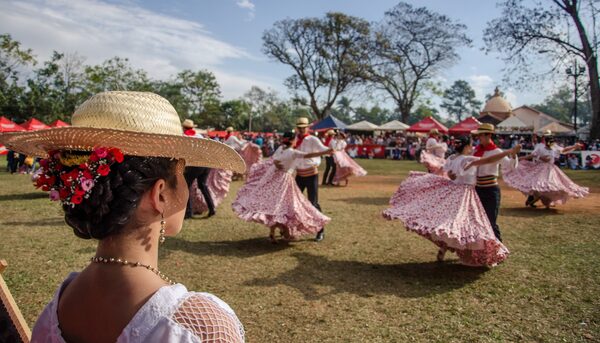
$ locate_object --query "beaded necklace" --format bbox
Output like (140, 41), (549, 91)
(90, 256), (175, 285)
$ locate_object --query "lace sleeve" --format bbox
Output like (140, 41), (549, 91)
(172, 293), (245, 343)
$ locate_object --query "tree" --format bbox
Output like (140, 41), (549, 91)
(441, 80), (482, 121)
(367, 2), (471, 123)
(176, 69), (221, 120)
(483, 0), (600, 139)
(352, 105), (391, 125)
(533, 85), (592, 125)
(262, 12), (371, 119)
(330, 96), (354, 123)
(83, 57), (150, 95)
(409, 104), (443, 125)
(0, 34), (36, 118)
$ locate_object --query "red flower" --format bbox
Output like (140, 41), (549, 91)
(74, 187), (86, 197)
(89, 153), (100, 162)
(97, 164), (111, 176)
(71, 194), (83, 205)
(39, 159), (49, 168)
(60, 173), (72, 187)
(109, 148), (124, 163)
(59, 188), (70, 200)
(82, 170), (93, 180)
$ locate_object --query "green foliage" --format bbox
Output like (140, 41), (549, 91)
(440, 80), (482, 121)
(532, 85), (592, 125)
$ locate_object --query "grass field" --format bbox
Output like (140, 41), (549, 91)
(1, 158), (599, 342)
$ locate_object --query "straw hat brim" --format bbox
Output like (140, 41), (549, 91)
(0, 127), (246, 173)
(296, 124), (309, 128)
(470, 129), (495, 135)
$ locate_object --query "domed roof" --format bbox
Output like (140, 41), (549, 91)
(481, 87), (512, 114)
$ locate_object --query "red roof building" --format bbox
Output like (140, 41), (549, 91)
(449, 117), (481, 135)
(0, 116), (25, 132)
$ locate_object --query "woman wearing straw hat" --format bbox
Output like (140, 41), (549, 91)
(467, 123), (519, 242)
(420, 128), (447, 175)
(321, 129), (337, 186)
(504, 130), (588, 209)
(1, 91), (245, 342)
(284, 117), (331, 242)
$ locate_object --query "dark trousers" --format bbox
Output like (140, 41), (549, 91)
(6, 151), (16, 173)
(296, 174), (322, 212)
(184, 166), (214, 217)
(322, 156), (336, 185)
(476, 185), (502, 241)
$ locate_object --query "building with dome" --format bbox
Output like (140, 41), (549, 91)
(478, 86), (574, 134)
(478, 87), (513, 125)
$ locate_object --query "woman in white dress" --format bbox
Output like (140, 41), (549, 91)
(2, 91), (246, 342)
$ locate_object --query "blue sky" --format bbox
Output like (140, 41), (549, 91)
(0, 0), (555, 116)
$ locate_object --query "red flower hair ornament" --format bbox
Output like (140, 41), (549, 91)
(33, 147), (124, 207)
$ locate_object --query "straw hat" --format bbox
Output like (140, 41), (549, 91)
(429, 128), (440, 136)
(542, 129), (553, 137)
(0, 91), (245, 173)
(226, 126), (234, 132)
(326, 129), (335, 136)
(296, 117), (310, 128)
(471, 123), (495, 135)
(182, 119), (197, 129)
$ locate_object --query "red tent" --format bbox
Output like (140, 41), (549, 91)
(448, 117), (481, 135)
(406, 116), (448, 133)
(21, 118), (50, 131)
(49, 119), (70, 128)
(0, 116), (25, 132)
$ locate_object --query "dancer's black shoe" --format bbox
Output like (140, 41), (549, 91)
(315, 228), (325, 242)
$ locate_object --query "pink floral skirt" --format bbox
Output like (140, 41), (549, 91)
(504, 160), (589, 206)
(420, 150), (446, 175)
(383, 172), (509, 266)
(333, 151), (367, 184)
(232, 159), (331, 238)
(191, 168), (233, 214)
(240, 143), (263, 173)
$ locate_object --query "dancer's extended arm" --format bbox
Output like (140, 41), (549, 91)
(465, 145), (521, 170)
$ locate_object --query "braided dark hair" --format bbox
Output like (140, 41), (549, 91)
(63, 156), (179, 239)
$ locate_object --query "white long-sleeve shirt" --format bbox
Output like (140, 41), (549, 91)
(476, 148), (518, 178)
(295, 135), (329, 170)
(224, 135), (245, 151)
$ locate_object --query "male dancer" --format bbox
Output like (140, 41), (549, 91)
(321, 129), (337, 186)
(182, 119), (215, 218)
(289, 117), (330, 241)
(471, 123), (518, 242)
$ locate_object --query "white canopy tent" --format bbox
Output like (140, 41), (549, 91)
(497, 115), (530, 132)
(538, 121), (574, 135)
(379, 120), (409, 131)
(346, 120), (382, 131)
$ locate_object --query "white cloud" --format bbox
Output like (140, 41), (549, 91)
(236, 0), (255, 21)
(468, 74), (494, 101)
(0, 0), (266, 98)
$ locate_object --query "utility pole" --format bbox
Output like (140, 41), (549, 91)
(566, 60), (586, 132)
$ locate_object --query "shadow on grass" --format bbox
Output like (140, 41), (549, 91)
(2, 217), (65, 227)
(163, 236), (290, 258)
(245, 252), (486, 299)
(331, 197), (391, 206)
(502, 207), (561, 218)
(0, 192), (47, 201)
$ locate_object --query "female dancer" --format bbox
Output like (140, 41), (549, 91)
(3, 91), (245, 342)
(420, 129), (447, 175)
(332, 132), (367, 186)
(504, 131), (588, 208)
(383, 137), (520, 266)
(232, 132), (332, 243)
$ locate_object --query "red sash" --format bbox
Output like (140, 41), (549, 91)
(184, 129), (196, 137)
(474, 141), (498, 157)
(324, 136), (333, 147)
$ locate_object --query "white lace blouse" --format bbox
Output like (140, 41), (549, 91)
(31, 273), (245, 343)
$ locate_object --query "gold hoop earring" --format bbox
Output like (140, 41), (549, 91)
(159, 213), (166, 244)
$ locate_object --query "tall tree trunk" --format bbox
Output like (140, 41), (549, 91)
(570, 4), (600, 139)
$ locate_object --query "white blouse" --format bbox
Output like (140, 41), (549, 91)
(273, 146), (307, 174)
(32, 273), (245, 343)
(426, 138), (447, 158)
(532, 144), (563, 163)
(294, 135), (329, 170)
(444, 155), (479, 186)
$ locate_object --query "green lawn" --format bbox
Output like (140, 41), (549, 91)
(1, 158), (599, 342)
